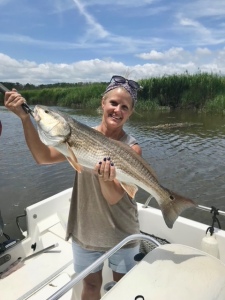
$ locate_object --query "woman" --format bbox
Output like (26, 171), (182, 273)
(4, 75), (142, 300)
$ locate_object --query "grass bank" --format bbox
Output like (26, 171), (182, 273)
(1, 73), (225, 113)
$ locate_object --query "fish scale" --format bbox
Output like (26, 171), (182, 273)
(34, 105), (196, 228)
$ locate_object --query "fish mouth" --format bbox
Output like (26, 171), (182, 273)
(34, 114), (41, 122)
(33, 107), (41, 122)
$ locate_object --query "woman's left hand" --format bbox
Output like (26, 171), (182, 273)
(95, 157), (116, 181)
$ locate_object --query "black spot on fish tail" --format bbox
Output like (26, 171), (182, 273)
(160, 187), (196, 229)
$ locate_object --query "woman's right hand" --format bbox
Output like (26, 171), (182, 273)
(4, 89), (29, 120)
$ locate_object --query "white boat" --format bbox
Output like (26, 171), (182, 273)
(0, 187), (225, 300)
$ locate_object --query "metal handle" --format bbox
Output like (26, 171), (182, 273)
(0, 83), (10, 94)
(22, 243), (59, 261)
(47, 234), (161, 300)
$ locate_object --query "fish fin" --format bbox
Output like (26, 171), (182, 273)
(120, 182), (138, 199)
(66, 143), (82, 173)
(158, 187), (197, 229)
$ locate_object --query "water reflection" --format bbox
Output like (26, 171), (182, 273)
(0, 106), (225, 240)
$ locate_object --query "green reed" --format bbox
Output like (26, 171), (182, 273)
(204, 94), (225, 114)
(20, 83), (107, 108)
(0, 73), (225, 113)
(138, 72), (225, 111)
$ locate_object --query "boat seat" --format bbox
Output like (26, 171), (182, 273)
(101, 243), (225, 300)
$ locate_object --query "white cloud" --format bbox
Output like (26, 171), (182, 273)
(180, 0), (225, 19)
(196, 48), (212, 55)
(179, 17), (200, 28)
(1, 49), (225, 85)
(136, 47), (185, 61)
(71, 0), (109, 40)
(174, 2), (225, 46)
(176, 15), (223, 46)
(0, 54), (128, 84)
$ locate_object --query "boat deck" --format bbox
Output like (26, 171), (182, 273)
(0, 223), (74, 300)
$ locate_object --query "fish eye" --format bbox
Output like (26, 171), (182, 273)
(170, 195), (175, 200)
(45, 110), (49, 114)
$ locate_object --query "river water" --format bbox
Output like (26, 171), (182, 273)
(0, 106), (225, 241)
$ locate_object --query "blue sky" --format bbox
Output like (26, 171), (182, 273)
(0, 0), (225, 84)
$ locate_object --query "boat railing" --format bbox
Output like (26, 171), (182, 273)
(197, 205), (225, 217)
(142, 195), (154, 208)
(47, 233), (161, 300)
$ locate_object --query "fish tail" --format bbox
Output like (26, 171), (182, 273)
(159, 187), (196, 229)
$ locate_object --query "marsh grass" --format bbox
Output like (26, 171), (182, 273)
(204, 95), (225, 114)
(19, 83), (107, 108)
(135, 99), (160, 111)
(138, 72), (225, 111)
(0, 73), (225, 113)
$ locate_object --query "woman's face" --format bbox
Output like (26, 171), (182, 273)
(101, 87), (134, 129)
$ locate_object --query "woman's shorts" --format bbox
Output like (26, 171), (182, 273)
(72, 241), (139, 274)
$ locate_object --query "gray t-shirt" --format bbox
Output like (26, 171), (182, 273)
(66, 132), (140, 251)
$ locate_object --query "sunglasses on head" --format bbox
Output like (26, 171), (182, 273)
(111, 75), (141, 90)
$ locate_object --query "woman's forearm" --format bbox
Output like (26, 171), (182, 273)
(98, 177), (125, 205)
